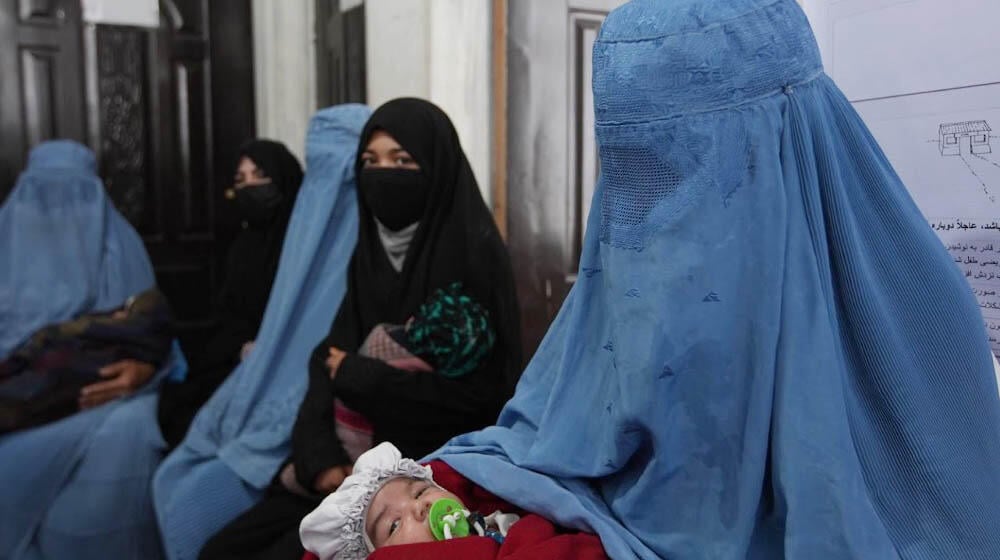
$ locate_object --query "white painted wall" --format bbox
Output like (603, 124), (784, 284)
(252, 0), (318, 162)
(366, 0), (493, 204)
(429, 0), (493, 206)
(365, 0), (432, 102)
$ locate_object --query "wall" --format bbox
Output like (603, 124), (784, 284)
(429, 0), (493, 206)
(365, 0), (431, 103)
(252, 0), (318, 161)
(365, 0), (493, 203)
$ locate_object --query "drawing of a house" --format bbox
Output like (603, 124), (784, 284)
(939, 120), (992, 156)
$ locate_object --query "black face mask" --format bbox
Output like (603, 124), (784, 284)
(359, 168), (430, 231)
(234, 183), (284, 227)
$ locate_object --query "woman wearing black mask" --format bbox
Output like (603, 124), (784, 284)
(198, 99), (522, 560)
(158, 139), (303, 449)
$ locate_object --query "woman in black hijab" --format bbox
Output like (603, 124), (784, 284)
(199, 99), (522, 560)
(158, 139), (304, 449)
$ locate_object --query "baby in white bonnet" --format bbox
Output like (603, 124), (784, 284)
(300, 442), (518, 560)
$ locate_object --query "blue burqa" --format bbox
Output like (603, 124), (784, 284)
(430, 1), (1000, 559)
(0, 140), (186, 559)
(0, 140), (154, 356)
(153, 104), (370, 560)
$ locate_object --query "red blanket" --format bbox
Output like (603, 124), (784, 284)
(302, 460), (607, 560)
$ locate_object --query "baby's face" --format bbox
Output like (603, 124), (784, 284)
(365, 477), (460, 550)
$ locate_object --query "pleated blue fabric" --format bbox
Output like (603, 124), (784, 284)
(430, 2), (1000, 558)
(154, 104), (370, 560)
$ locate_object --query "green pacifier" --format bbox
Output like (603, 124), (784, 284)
(428, 498), (470, 541)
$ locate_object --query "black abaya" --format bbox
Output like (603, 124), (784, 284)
(158, 139), (304, 449)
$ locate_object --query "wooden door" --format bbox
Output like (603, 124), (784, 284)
(505, 0), (626, 358)
(0, 0), (87, 197)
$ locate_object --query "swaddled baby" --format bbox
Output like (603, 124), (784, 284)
(334, 282), (495, 461)
(299, 442), (519, 560)
(0, 288), (173, 432)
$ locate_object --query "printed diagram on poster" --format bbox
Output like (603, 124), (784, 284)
(935, 120), (997, 203)
(938, 120), (993, 158)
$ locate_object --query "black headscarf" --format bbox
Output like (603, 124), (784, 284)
(292, 99), (522, 480)
(218, 139), (305, 323)
(346, 99), (521, 382)
(238, 139), (305, 205)
(159, 138), (304, 448)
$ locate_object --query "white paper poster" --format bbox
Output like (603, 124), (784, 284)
(803, 0), (1000, 354)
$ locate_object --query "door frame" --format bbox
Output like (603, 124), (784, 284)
(498, 0), (624, 358)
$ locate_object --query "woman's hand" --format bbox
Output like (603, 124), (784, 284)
(79, 359), (156, 409)
(240, 340), (256, 361)
(279, 463), (313, 497)
(314, 465), (353, 494)
(326, 347), (347, 379)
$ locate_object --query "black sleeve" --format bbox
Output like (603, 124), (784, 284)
(289, 294), (361, 489)
(332, 353), (502, 435)
(289, 339), (351, 489)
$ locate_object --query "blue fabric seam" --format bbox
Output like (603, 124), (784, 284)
(595, 70), (824, 128)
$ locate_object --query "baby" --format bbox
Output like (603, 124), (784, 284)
(335, 282), (495, 461)
(0, 288), (173, 432)
(299, 442), (519, 560)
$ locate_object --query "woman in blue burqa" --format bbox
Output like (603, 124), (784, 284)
(431, 1), (1000, 558)
(153, 104), (370, 560)
(0, 140), (186, 558)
